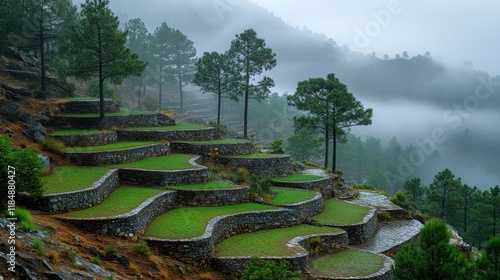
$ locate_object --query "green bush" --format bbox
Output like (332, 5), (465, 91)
(90, 256), (101, 265)
(241, 257), (299, 280)
(142, 96), (159, 111)
(84, 79), (115, 99)
(41, 136), (65, 154)
(6, 208), (37, 231)
(33, 239), (46, 256)
(230, 167), (250, 184)
(249, 174), (262, 194)
(390, 190), (407, 207)
(106, 245), (117, 259)
(352, 183), (376, 190)
(0, 136), (44, 209)
(267, 138), (285, 154)
(133, 241), (151, 255)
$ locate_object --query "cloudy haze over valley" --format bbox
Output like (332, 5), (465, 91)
(71, 0), (499, 189)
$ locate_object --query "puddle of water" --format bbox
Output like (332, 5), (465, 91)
(358, 220), (424, 254)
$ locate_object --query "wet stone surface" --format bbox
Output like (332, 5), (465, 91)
(358, 219), (424, 254)
(352, 191), (401, 211)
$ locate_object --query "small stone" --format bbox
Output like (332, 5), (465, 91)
(117, 255), (129, 266)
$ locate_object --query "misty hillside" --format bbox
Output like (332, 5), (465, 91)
(79, 0), (500, 189)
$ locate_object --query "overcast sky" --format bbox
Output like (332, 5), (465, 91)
(249, 0), (500, 76)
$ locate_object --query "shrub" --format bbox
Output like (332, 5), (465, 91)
(143, 96), (159, 111)
(47, 250), (60, 264)
(106, 246), (117, 259)
(133, 241), (151, 255)
(260, 177), (273, 194)
(352, 183), (376, 190)
(475, 235), (500, 279)
(390, 190), (407, 207)
(0, 136), (44, 209)
(41, 136), (65, 154)
(90, 256), (101, 265)
(267, 138), (285, 154)
(33, 239), (45, 256)
(249, 174), (262, 194)
(229, 167), (250, 184)
(84, 79), (115, 99)
(61, 248), (77, 263)
(241, 257), (299, 280)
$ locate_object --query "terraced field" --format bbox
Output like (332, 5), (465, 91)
(64, 141), (156, 152)
(268, 187), (316, 205)
(310, 249), (386, 278)
(64, 187), (165, 218)
(42, 166), (109, 194)
(144, 203), (276, 239)
(215, 225), (343, 257)
(313, 199), (371, 225)
(166, 181), (239, 190)
(110, 154), (196, 170)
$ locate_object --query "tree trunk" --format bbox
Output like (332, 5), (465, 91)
(217, 70), (221, 125)
(324, 112), (329, 168)
(98, 30), (104, 120)
(177, 59), (183, 113)
(332, 112), (337, 173)
(243, 71), (250, 139)
(158, 62), (162, 110)
(39, 2), (46, 93)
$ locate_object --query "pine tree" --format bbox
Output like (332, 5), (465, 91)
(475, 235), (500, 280)
(67, 0), (146, 119)
(229, 29), (277, 139)
(393, 219), (473, 280)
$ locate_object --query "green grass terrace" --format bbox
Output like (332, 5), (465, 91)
(42, 166), (109, 194)
(215, 225), (343, 257)
(313, 199), (371, 225)
(62, 110), (154, 117)
(268, 187), (316, 205)
(64, 187), (165, 218)
(110, 154), (196, 170)
(124, 122), (207, 131)
(183, 138), (249, 144)
(232, 153), (288, 159)
(166, 181), (239, 190)
(144, 203), (276, 239)
(310, 249), (386, 278)
(64, 141), (157, 152)
(272, 174), (324, 182)
(49, 129), (102, 136)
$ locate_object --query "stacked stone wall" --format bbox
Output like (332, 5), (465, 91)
(218, 155), (293, 177)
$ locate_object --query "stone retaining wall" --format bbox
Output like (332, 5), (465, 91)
(117, 127), (219, 142)
(146, 208), (301, 263)
(57, 100), (121, 114)
(212, 231), (349, 275)
(272, 176), (335, 198)
(218, 155), (293, 178)
(52, 131), (117, 147)
(170, 141), (254, 156)
(118, 156), (209, 186)
(64, 143), (170, 165)
(18, 169), (119, 213)
(314, 251), (394, 280)
(323, 205), (378, 245)
(49, 113), (175, 129)
(271, 191), (324, 222)
(172, 186), (250, 206)
(59, 190), (176, 237)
